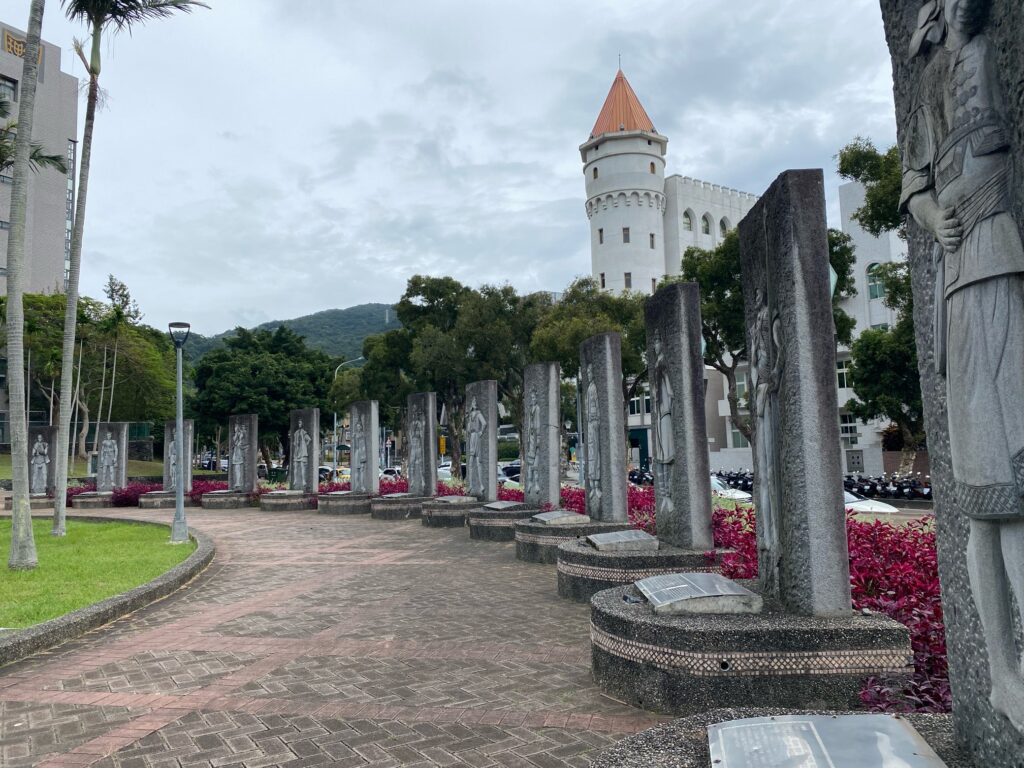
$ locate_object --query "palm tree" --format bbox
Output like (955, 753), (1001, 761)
(52, 0), (209, 536)
(6, 0), (47, 570)
(0, 99), (68, 175)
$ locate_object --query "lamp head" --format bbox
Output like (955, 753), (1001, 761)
(168, 321), (191, 348)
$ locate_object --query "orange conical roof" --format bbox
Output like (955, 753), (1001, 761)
(590, 70), (656, 137)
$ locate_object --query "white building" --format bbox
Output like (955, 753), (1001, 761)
(581, 71), (905, 474)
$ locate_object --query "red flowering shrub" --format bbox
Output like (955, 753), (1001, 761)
(438, 481), (466, 496)
(65, 483), (96, 507)
(188, 479), (228, 506)
(319, 481), (350, 493)
(111, 482), (162, 507)
(627, 486), (655, 533)
(560, 486), (585, 514)
(379, 477), (409, 495)
(497, 486), (524, 502)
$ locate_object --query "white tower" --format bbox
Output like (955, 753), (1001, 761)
(581, 70), (667, 295)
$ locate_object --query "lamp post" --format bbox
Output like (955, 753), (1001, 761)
(168, 322), (190, 544)
(332, 356), (363, 480)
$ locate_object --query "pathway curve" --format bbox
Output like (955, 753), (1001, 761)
(0, 508), (663, 767)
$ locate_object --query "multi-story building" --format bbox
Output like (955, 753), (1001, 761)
(0, 21), (78, 295)
(581, 71), (906, 474)
(0, 22), (79, 442)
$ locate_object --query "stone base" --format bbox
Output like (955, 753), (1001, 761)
(139, 491), (195, 510)
(318, 492), (371, 515)
(556, 540), (719, 602)
(590, 584), (912, 716)
(467, 503), (537, 541)
(71, 492), (114, 510)
(514, 518), (633, 564)
(4, 495), (54, 510)
(370, 494), (426, 521)
(260, 491), (316, 512)
(201, 491), (252, 510)
(589, 708), (970, 768)
(421, 496), (480, 528)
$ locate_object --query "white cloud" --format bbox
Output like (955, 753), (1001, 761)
(29, 0), (897, 334)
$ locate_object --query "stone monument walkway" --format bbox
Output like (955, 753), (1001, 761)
(0, 509), (663, 767)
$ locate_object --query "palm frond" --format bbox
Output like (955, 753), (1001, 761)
(62, 0), (209, 32)
(28, 143), (68, 174)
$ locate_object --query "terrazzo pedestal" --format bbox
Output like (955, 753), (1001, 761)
(514, 517), (633, 564)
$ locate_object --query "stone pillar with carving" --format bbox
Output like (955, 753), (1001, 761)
(737, 169), (851, 617)
(465, 380), (497, 502)
(522, 362), (561, 509)
(348, 400), (379, 495)
(406, 392), (437, 498)
(227, 414), (259, 494)
(28, 425), (57, 496)
(579, 333), (628, 523)
(163, 419), (193, 493)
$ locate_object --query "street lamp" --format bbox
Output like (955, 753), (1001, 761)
(332, 356), (364, 480)
(168, 322), (190, 544)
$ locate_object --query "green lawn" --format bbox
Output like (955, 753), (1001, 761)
(0, 454), (219, 480)
(0, 519), (195, 629)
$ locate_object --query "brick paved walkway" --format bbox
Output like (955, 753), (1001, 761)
(0, 509), (663, 767)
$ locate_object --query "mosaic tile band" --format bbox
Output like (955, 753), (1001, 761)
(468, 518), (518, 527)
(590, 623), (913, 678)
(515, 532), (575, 547)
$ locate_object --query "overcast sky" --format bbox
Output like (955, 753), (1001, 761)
(16, 0), (898, 335)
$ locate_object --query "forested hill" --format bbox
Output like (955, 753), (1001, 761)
(185, 303), (399, 363)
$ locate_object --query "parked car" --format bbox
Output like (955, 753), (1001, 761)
(380, 466), (402, 479)
(438, 466), (452, 481)
(710, 475), (752, 501)
(500, 463), (521, 479)
(318, 465), (335, 482)
(844, 490), (899, 514)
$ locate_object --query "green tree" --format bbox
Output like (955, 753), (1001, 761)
(680, 229), (856, 441)
(53, 0), (209, 536)
(5, 0), (47, 569)
(836, 137), (903, 237)
(191, 327), (334, 469)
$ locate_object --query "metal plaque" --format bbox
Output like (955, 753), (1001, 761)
(586, 529), (658, 552)
(708, 714), (948, 767)
(437, 495), (478, 505)
(532, 510), (592, 525)
(484, 500), (523, 510)
(634, 573), (762, 615)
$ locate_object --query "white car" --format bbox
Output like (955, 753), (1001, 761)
(844, 490), (899, 514)
(710, 475), (752, 501)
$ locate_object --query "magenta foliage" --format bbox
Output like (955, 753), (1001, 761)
(65, 483), (96, 507)
(379, 477), (409, 495)
(109, 482), (163, 507)
(438, 482), (466, 496)
(497, 486), (524, 502)
(319, 481), (350, 493)
(187, 479), (228, 506)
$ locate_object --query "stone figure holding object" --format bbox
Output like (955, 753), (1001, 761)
(651, 330), (674, 517)
(900, 0), (1024, 731)
(585, 364), (603, 516)
(525, 388), (540, 497)
(352, 415), (366, 491)
(466, 397), (486, 497)
(230, 423), (247, 491)
(168, 428), (178, 492)
(409, 408), (424, 487)
(99, 431), (118, 489)
(30, 434), (49, 495)
(292, 419), (312, 491)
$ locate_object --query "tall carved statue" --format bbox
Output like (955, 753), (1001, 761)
(466, 397), (486, 497)
(168, 428), (178, 492)
(409, 407), (424, 487)
(525, 388), (540, 497)
(353, 415), (366, 491)
(99, 431), (118, 489)
(651, 330), (675, 516)
(292, 418), (312, 491)
(30, 434), (49, 494)
(585, 363), (602, 515)
(230, 423), (247, 491)
(901, 0), (1024, 730)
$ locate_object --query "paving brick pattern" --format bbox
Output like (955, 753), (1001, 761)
(1, 508), (663, 766)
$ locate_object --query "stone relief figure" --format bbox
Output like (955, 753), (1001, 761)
(230, 423), (248, 491)
(751, 285), (785, 596)
(409, 407), (425, 494)
(352, 414), (367, 492)
(651, 330), (675, 517)
(466, 397), (487, 497)
(30, 434), (49, 494)
(168, 428), (178, 492)
(585, 363), (603, 516)
(99, 431), (118, 490)
(901, 0), (1024, 731)
(292, 418), (312, 491)
(525, 388), (541, 497)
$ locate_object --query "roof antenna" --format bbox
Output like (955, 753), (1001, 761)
(618, 53), (622, 70)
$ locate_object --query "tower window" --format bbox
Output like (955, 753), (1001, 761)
(702, 215), (712, 235)
(720, 218), (729, 237)
(0, 77), (17, 103)
(682, 211), (693, 232)
(867, 263), (885, 299)
(622, 227), (630, 244)
(649, 162), (656, 174)
(598, 228), (604, 244)
(593, 167), (598, 179)
(624, 272), (632, 290)
(649, 233), (656, 249)
(651, 278), (657, 292)
(600, 272), (606, 289)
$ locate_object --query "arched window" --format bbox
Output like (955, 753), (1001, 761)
(867, 263), (885, 299)
(649, 162), (656, 174)
(702, 215), (712, 235)
(592, 167), (599, 180)
(719, 218), (730, 237)
(682, 211), (693, 232)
